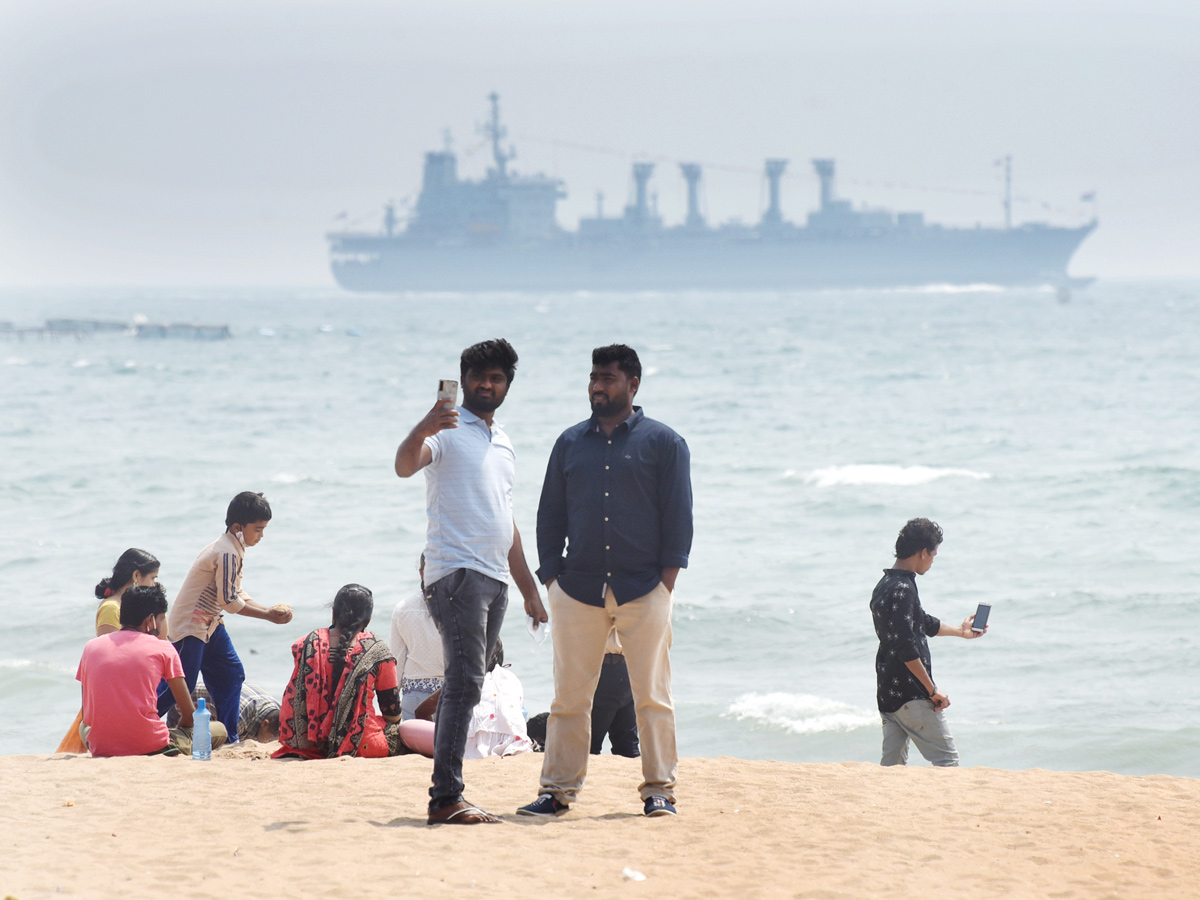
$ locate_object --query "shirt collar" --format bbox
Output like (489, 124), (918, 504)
(589, 406), (643, 434)
(883, 568), (916, 583)
(225, 530), (247, 556)
(459, 406), (501, 433)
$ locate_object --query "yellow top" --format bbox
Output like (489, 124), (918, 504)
(95, 597), (121, 632)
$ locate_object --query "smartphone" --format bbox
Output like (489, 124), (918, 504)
(971, 602), (991, 633)
(437, 379), (458, 409)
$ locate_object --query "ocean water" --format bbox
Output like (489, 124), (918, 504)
(2, 282), (1198, 776)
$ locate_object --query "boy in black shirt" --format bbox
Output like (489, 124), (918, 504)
(870, 518), (987, 766)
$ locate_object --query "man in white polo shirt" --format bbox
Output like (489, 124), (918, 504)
(394, 338), (542, 825)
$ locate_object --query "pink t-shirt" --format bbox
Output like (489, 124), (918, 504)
(76, 631), (184, 757)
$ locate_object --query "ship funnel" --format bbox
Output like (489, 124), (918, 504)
(628, 162), (655, 221)
(679, 163), (705, 228)
(812, 159), (836, 211)
(762, 159), (788, 226)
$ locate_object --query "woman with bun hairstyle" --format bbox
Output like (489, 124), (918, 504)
(94, 548), (160, 637)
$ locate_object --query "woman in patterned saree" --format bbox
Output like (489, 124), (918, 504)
(273, 584), (409, 759)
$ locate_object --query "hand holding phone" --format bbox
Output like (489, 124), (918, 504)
(970, 602), (991, 634)
(437, 379), (458, 409)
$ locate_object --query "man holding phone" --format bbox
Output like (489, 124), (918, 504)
(394, 338), (542, 824)
(870, 518), (987, 767)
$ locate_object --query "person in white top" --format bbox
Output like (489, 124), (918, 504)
(394, 338), (542, 826)
(389, 555), (446, 719)
(464, 639), (533, 759)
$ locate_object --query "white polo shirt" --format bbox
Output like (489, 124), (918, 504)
(421, 406), (516, 586)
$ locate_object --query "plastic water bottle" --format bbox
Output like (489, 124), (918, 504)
(192, 697), (212, 761)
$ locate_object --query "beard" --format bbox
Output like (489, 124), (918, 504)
(590, 393), (626, 417)
(464, 386), (505, 414)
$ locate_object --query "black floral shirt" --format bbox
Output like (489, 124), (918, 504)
(870, 568), (940, 713)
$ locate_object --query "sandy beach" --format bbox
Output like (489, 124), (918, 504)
(3, 746), (1198, 899)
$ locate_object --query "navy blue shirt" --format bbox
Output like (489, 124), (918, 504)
(870, 569), (941, 713)
(536, 407), (692, 606)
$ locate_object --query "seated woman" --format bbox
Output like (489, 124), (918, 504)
(404, 638), (532, 760)
(94, 548), (161, 636)
(76, 584), (227, 756)
(274, 584), (410, 759)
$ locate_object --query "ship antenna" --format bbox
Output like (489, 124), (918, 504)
(485, 92), (515, 178)
(998, 154), (1012, 230)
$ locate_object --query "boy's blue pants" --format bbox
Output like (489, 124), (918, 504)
(156, 623), (246, 742)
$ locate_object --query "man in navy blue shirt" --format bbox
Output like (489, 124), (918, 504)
(518, 344), (692, 819)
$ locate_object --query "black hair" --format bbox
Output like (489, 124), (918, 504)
(95, 548), (160, 599)
(592, 344), (642, 380)
(120, 583), (168, 628)
(259, 708), (281, 740)
(894, 518), (944, 560)
(526, 711), (548, 750)
(488, 637), (504, 672)
(329, 583), (374, 694)
(226, 491), (272, 528)
(459, 338), (518, 384)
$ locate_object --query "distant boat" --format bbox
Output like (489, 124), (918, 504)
(328, 94), (1096, 292)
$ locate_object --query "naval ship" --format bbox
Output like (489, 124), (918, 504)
(328, 94), (1096, 292)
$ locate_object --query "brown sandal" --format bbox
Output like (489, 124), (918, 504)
(427, 800), (502, 825)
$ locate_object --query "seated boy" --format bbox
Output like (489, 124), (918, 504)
(77, 584), (226, 756)
(165, 681), (282, 743)
(157, 491), (293, 742)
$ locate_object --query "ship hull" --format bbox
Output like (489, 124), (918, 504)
(329, 223), (1095, 292)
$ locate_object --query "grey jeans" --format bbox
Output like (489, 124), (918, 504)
(423, 568), (508, 810)
(880, 697), (959, 767)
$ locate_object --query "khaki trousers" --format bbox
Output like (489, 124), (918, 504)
(539, 580), (677, 804)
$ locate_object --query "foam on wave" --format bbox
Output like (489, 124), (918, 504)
(725, 692), (877, 735)
(805, 464), (992, 488)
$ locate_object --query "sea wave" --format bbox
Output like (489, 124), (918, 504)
(271, 472), (323, 485)
(725, 692), (877, 734)
(889, 283), (1008, 294)
(804, 464), (992, 488)
(0, 658), (75, 676)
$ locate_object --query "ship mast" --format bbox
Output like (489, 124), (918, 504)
(485, 92), (515, 179)
(1002, 154), (1012, 230)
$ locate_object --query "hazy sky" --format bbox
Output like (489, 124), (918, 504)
(0, 0), (1196, 286)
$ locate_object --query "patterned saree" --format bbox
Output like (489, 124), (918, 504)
(274, 629), (400, 759)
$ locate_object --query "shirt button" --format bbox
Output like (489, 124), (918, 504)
(607, 440), (612, 445)
(605, 465), (609, 470)
(605, 545), (610, 550)
(604, 517), (609, 522)
(607, 572), (612, 577)
(604, 492), (609, 497)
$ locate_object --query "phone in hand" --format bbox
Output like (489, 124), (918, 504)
(971, 602), (991, 633)
(437, 379), (458, 409)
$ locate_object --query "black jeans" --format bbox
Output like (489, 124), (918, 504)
(424, 568), (508, 810)
(590, 653), (640, 757)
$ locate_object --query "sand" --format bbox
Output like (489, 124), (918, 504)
(3, 745), (1199, 899)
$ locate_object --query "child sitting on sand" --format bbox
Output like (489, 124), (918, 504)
(156, 491), (293, 743)
(77, 584), (226, 756)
